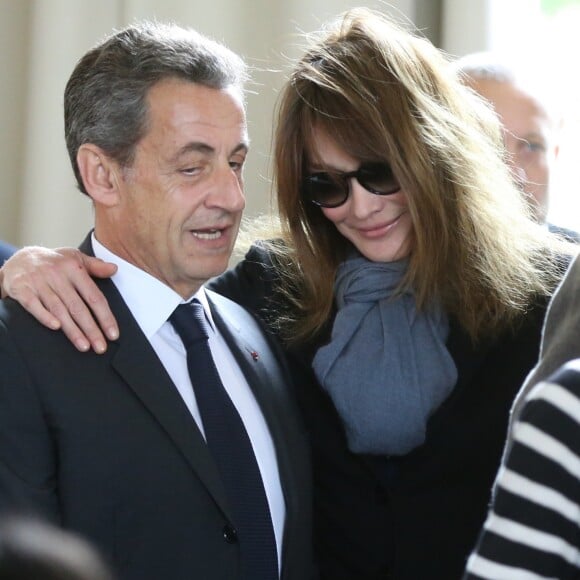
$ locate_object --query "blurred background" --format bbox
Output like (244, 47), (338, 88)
(1, 0), (579, 248)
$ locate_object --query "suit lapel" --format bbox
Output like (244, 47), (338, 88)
(206, 291), (303, 552)
(79, 236), (231, 518)
(206, 292), (286, 438)
(108, 310), (229, 516)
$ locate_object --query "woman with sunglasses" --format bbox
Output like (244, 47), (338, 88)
(1, 8), (576, 579)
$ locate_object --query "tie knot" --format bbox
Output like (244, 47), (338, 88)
(169, 300), (209, 349)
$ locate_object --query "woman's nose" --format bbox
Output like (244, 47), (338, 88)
(348, 178), (382, 219)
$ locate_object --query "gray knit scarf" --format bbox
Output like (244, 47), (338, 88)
(312, 252), (457, 456)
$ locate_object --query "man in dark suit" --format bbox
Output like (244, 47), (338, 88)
(0, 240), (15, 263)
(0, 21), (312, 580)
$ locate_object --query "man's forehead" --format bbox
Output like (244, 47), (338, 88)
(144, 79), (248, 145)
(477, 79), (553, 122)
(497, 96), (554, 135)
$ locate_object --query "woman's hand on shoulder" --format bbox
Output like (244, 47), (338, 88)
(0, 247), (118, 354)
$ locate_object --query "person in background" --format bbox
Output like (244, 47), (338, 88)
(1, 9), (577, 579)
(454, 52), (579, 241)
(0, 516), (114, 580)
(464, 254), (580, 579)
(0, 240), (15, 263)
(0, 20), (312, 580)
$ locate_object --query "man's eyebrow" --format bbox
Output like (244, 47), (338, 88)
(521, 132), (547, 142)
(170, 141), (249, 163)
(505, 130), (546, 144)
(170, 142), (215, 163)
(231, 142), (250, 156)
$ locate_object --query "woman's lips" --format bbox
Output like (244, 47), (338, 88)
(356, 212), (406, 239)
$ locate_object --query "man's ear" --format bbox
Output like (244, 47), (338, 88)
(76, 144), (123, 206)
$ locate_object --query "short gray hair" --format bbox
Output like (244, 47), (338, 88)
(452, 51), (516, 84)
(64, 21), (248, 194)
(452, 51), (560, 126)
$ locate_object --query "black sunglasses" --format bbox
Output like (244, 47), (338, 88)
(302, 162), (401, 208)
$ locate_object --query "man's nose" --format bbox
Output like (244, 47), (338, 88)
(207, 165), (246, 212)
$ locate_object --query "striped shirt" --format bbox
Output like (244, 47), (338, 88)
(464, 360), (580, 579)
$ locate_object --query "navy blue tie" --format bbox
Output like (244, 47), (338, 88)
(169, 300), (278, 580)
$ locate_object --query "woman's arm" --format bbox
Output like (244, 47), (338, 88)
(0, 243), (277, 353)
(0, 247), (118, 353)
(209, 243), (277, 320)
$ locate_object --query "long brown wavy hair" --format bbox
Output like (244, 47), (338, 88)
(266, 8), (575, 344)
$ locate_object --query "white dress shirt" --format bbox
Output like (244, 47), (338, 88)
(92, 235), (286, 569)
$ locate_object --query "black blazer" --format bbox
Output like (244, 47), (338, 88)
(0, 237), (313, 580)
(213, 243), (551, 580)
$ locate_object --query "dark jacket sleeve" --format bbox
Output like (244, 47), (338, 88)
(208, 243), (280, 323)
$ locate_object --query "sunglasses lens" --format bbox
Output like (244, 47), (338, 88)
(358, 163), (401, 195)
(303, 173), (348, 208)
(302, 163), (400, 207)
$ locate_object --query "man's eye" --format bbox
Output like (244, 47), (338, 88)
(526, 142), (546, 152)
(520, 140), (546, 154)
(229, 160), (245, 172)
(181, 167), (202, 176)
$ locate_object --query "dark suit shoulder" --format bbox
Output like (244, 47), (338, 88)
(0, 297), (57, 341)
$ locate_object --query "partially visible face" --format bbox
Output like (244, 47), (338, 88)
(308, 129), (413, 262)
(468, 77), (558, 223)
(97, 79), (247, 298)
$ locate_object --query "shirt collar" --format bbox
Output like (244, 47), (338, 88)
(91, 234), (215, 339)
